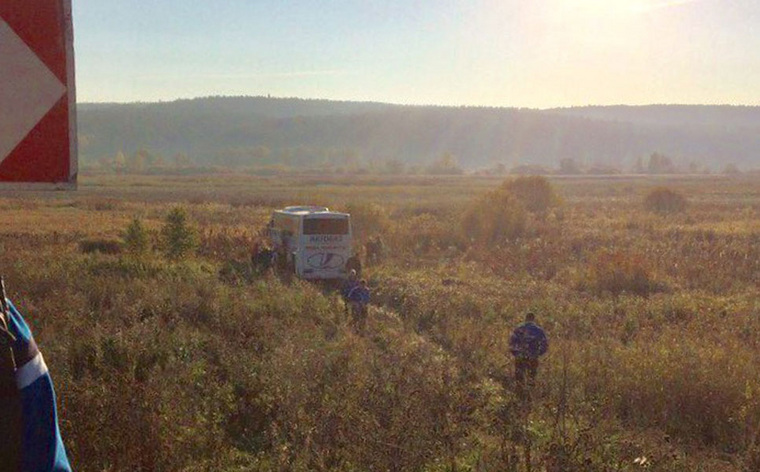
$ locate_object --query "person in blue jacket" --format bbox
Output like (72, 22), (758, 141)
(341, 269), (359, 314)
(346, 279), (370, 335)
(341, 270), (359, 298)
(0, 294), (71, 472)
(509, 312), (548, 391)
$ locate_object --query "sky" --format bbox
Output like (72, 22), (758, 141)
(72, 0), (760, 108)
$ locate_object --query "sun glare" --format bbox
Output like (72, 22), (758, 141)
(555, 0), (673, 17)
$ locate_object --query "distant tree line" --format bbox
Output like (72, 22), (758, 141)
(85, 146), (470, 176)
(87, 147), (746, 177)
(94, 149), (193, 174)
(77, 97), (760, 174)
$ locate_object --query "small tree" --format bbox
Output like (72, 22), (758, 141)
(161, 207), (197, 260)
(647, 152), (676, 174)
(643, 187), (688, 214)
(114, 151), (127, 174)
(426, 153), (463, 175)
(501, 175), (560, 213)
(128, 150), (150, 174)
(173, 152), (191, 169)
(123, 218), (149, 255)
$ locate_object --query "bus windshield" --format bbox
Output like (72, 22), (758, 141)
(303, 218), (349, 235)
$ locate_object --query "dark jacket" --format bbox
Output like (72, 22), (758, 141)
(509, 321), (548, 359)
(346, 285), (370, 305)
(341, 279), (359, 299)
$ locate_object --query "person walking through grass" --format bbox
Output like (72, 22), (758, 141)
(346, 279), (370, 335)
(341, 269), (359, 312)
(509, 311), (548, 393)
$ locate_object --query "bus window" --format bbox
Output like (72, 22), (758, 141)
(303, 218), (349, 235)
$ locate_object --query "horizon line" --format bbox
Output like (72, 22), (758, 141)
(75, 94), (760, 111)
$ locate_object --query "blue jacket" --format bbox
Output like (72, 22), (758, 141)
(346, 286), (370, 305)
(341, 279), (359, 299)
(509, 321), (548, 359)
(7, 300), (72, 472)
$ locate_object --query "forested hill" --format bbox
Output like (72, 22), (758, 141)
(547, 105), (760, 128)
(77, 97), (760, 172)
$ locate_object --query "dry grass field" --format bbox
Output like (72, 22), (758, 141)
(2, 173), (759, 471)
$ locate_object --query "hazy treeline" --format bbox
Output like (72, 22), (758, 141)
(78, 97), (760, 174)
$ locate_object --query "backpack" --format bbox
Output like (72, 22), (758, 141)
(510, 323), (548, 359)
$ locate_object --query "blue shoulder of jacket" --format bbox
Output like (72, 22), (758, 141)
(522, 322), (546, 335)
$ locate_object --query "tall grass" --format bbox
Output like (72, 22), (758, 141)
(1, 175), (759, 471)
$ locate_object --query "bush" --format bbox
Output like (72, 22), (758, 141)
(123, 218), (150, 255)
(644, 187), (687, 214)
(584, 251), (662, 296)
(501, 175), (560, 213)
(462, 187), (527, 244)
(161, 207), (197, 260)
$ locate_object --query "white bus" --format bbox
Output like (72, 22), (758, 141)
(268, 206), (356, 279)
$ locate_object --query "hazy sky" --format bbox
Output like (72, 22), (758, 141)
(72, 0), (760, 108)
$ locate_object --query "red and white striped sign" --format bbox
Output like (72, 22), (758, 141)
(0, 0), (77, 188)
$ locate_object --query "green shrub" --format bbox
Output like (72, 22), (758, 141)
(161, 207), (197, 260)
(644, 187), (687, 214)
(123, 218), (149, 255)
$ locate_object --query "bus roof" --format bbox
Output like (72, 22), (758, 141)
(283, 205), (329, 213)
(275, 206), (349, 218)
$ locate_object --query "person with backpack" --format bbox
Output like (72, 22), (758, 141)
(341, 270), (359, 296)
(509, 311), (548, 392)
(251, 243), (276, 274)
(346, 279), (370, 335)
(341, 269), (359, 311)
